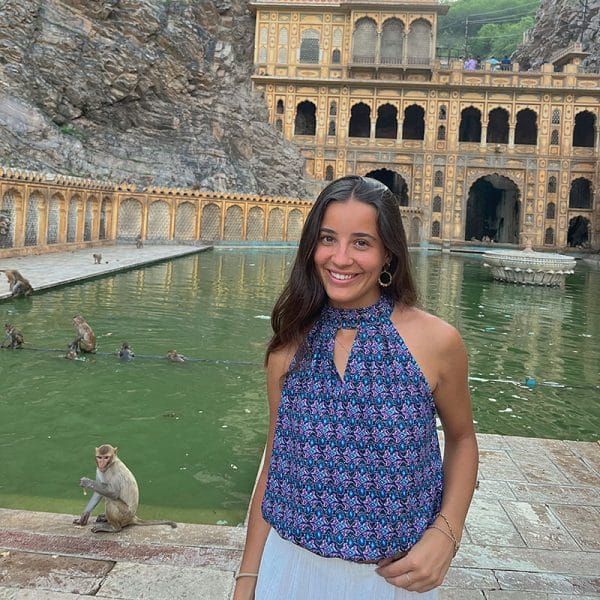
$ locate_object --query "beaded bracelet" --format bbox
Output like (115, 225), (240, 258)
(235, 572), (259, 581)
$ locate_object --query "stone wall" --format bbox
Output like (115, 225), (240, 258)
(513, 0), (600, 70)
(0, 0), (308, 197)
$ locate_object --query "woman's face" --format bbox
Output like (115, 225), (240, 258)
(313, 197), (389, 309)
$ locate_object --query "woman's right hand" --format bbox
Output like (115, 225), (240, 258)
(233, 575), (257, 600)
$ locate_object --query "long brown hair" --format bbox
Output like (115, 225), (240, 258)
(266, 176), (417, 362)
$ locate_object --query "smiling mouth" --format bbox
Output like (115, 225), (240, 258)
(328, 270), (356, 281)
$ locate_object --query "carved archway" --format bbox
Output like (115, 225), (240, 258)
(465, 174), (521, 243)
(364, 168), (409, 206)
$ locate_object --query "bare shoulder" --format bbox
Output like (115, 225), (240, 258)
(266, 344), (296, 381)
(393, 305), (464, 353)
(391, 305), (467, 392)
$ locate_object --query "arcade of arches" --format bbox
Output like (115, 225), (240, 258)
(251, 0), (600, 249)
(0, 170), (424, 257)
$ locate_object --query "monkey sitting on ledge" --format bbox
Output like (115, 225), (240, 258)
(0, 269), (34, 297)
(74, 444), (177, 533)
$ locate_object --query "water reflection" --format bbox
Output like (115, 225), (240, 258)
(0, 249), (598, 525)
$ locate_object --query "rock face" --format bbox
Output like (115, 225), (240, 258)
(0, 0), (308, 196)
(513, 0), (600, 70)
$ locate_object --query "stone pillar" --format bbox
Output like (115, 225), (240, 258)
(481, 125), (487, 148)
(509, 126), (515, 148)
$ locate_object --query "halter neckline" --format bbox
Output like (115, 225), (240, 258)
(322, 293), (393, 328)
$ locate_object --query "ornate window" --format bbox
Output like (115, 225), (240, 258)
(546, 202), (556, 219)
(349, 102), (371, 138)
(434, 170), (444, 187)
(544, 227), (554, 245)
(459, 107), (482, 143)
(515, 108), (538, 145)
(406, 19), (431, 64)
(438, 105), (447, 120)
(569, 178), (592, 209)
(325, 166), (334, 181)
(431, 220), (441, 238)
(548, 176), (557, 193)
(278, 27), (288, 64)
(352, 18), (377, 64)
(437, 125), (446, 141)
(432, 195), (442, 212)
(381, 19), (404, 64)
(300, 29), (320, 64)
(294, 101), (317, 135)
(551, 109), (560, 125)
(550, 129), (559, 145)
(573, 111), (596, 147)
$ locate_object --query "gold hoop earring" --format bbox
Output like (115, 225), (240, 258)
(378, 264), (393, 288)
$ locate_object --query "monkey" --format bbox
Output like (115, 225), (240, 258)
(166, 350), (185, 363)
(118, 341), (134, 361)
(0, 269), (34, 297)
(1, 323), (24, 349)
(93, 253), (102, 264)
(65, 341), (79, 360)
(74, 444), (177, 533)
(72, 315), (96, 353)
(135, 235), (143, 249)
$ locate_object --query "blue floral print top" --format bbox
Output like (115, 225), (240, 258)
(262, 293), (443, 562)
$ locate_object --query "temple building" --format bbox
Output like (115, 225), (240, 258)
(249, 0), (600, 249)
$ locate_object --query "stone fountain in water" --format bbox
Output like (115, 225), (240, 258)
(483, 239), (576, 288)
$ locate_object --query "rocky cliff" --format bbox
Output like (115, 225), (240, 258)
(0, 0), (308, 196)
(513, 0), (600, 70)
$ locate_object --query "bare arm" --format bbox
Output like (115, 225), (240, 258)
(377, 322), (478, 592)
(233, 348), (291, 600)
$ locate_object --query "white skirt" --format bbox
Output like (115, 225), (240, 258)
(256, 529), (438, 600)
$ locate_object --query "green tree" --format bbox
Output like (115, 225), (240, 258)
(469, 17), (534, 58)
(437, 0), (539, 58)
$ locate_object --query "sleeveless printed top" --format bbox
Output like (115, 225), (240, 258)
(261, 293), (443, 562)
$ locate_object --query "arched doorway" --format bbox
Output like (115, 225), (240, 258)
(465, 175), (520, 243)
(567, 216), (590, 247)
(365, 168), (409, 206)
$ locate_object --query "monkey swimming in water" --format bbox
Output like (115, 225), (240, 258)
(71, 315), (96, 353)
(0, 269), (34, 297)
(166, 350), (185, 363)
(74, 444), (177, 533)
(118, 342), (134, 361)
(93, 253), (102, 264)
(1, 323), (24, 349)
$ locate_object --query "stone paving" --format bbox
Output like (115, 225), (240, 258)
(1, 247), (599, 599)
(0, 243), (211, 300)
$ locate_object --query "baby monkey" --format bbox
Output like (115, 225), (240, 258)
(1, 323), (24, 349)
(166, 350), (185, 363)
(74, 444), (177, 533)
(93, 253), (102, 264)
(118, 342), (134, 361)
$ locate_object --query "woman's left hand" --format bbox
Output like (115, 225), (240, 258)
(375, 527), (455, 593)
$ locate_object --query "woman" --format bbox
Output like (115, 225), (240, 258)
(234, 176), (478, 599)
